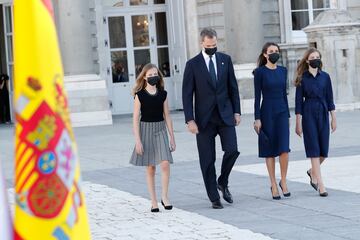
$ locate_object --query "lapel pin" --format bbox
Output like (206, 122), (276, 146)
(222, 62), (224, 65)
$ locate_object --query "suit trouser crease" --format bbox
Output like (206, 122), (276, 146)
(196, 109), (239, 202)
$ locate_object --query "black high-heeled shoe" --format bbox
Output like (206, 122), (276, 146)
(270, 187), (281, 200)
(279, 181), (291, 197)
(319, 191), (328, 197)
(151, 207), (160, 212)
(307, 170), (318, 191)
(318, 187), (328, 197)
(161, 200), (173, 210)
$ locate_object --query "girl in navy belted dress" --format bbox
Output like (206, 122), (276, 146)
(295, 48), (337, 197)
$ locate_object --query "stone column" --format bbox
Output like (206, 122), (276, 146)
(55, 0), (95, 75)
(224, 0), (264, 64)
(52, 0), (112, 126)
(284, 47), (300, 108)
(184, 0), (200, 59)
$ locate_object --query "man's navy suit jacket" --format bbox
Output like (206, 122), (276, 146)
(182, 52), (241, 129)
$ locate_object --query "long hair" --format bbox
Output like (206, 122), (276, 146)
(132, 63), (165, 96)
(256, 42), (280, 67)
(294, 47), (322, 86)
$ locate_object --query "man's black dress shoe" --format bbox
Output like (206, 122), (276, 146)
(211, 200), (224, 209)
(217, 184), (233, 203)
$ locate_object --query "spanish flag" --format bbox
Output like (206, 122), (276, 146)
(13, 0), (91, 239)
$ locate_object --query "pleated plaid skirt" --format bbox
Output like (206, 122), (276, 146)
(130, 121), (173, 166)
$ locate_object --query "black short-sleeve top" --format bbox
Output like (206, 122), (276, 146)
(136, 89), (167, 122)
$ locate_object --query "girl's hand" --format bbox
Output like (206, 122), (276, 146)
(253, 120), (261, 134)
(135, 141), (144, 155)
(170, 137), (176, 152)
(295, 122), (302, 137)
(331, 118), (337, 133)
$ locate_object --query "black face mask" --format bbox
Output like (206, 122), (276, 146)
(268, 52), (280, 64)
(204, 47), (217, 56)
(309, 59), (322, 69)
(147, 76), (160, 86)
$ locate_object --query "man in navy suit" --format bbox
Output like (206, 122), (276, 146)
(182, 28), (241, 209)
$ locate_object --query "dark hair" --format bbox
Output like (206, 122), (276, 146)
(294, 47), (322, 86)
(256, 42), (280, 67)
(200, 28), (217, 41)
(0, 74), (9, 81)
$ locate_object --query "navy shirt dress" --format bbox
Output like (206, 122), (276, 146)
(254, 66), (291, 158)
(295, 70), (335, 158)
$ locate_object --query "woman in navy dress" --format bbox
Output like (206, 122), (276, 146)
(253, 42), (291, 200)
(295, 48), (336, 197)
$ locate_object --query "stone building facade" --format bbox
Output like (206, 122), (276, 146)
(0, 0), (359, 126)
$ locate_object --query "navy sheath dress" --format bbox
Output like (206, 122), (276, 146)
(254, 66), (290, 158)
(295, 70), (335, 158)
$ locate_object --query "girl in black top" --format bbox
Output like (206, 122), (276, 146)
(0, 74), (11, 124)
(130, 63), (175, 212)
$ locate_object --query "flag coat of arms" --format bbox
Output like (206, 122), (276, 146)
(13, 0), (91, 239)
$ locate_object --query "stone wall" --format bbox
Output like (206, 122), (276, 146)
(196, 0), (226, 52)
(348, 0), (360, 20)
(261, 0), (281, 44)
(54, 0), (112, 127)
(65, 75), (112, 127)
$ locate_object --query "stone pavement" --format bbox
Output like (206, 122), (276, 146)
(1, 110), (360, 239)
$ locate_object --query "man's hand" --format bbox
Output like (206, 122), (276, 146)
(234, 113), (241, 126)
(187, 120), (199, 134)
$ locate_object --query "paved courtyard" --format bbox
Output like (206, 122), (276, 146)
(1, 110), (360, 239)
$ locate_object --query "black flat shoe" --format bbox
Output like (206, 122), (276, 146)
(270, 187), (281, 200)
(151, 207), (159, 212)
(211, 200), (224, 209)
(279, 181), (291, 197)
(217, 184), (233, 203)
(307, 170), (318, 191)
(161, 200), (173, 210)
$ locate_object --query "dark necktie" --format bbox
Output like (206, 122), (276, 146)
(209, 55), (217, 87)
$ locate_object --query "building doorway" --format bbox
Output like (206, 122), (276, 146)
(102, 0), (186, 114)
(0, 3), (13, 123)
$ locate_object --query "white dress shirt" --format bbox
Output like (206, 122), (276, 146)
(202, 50), (218, 77)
